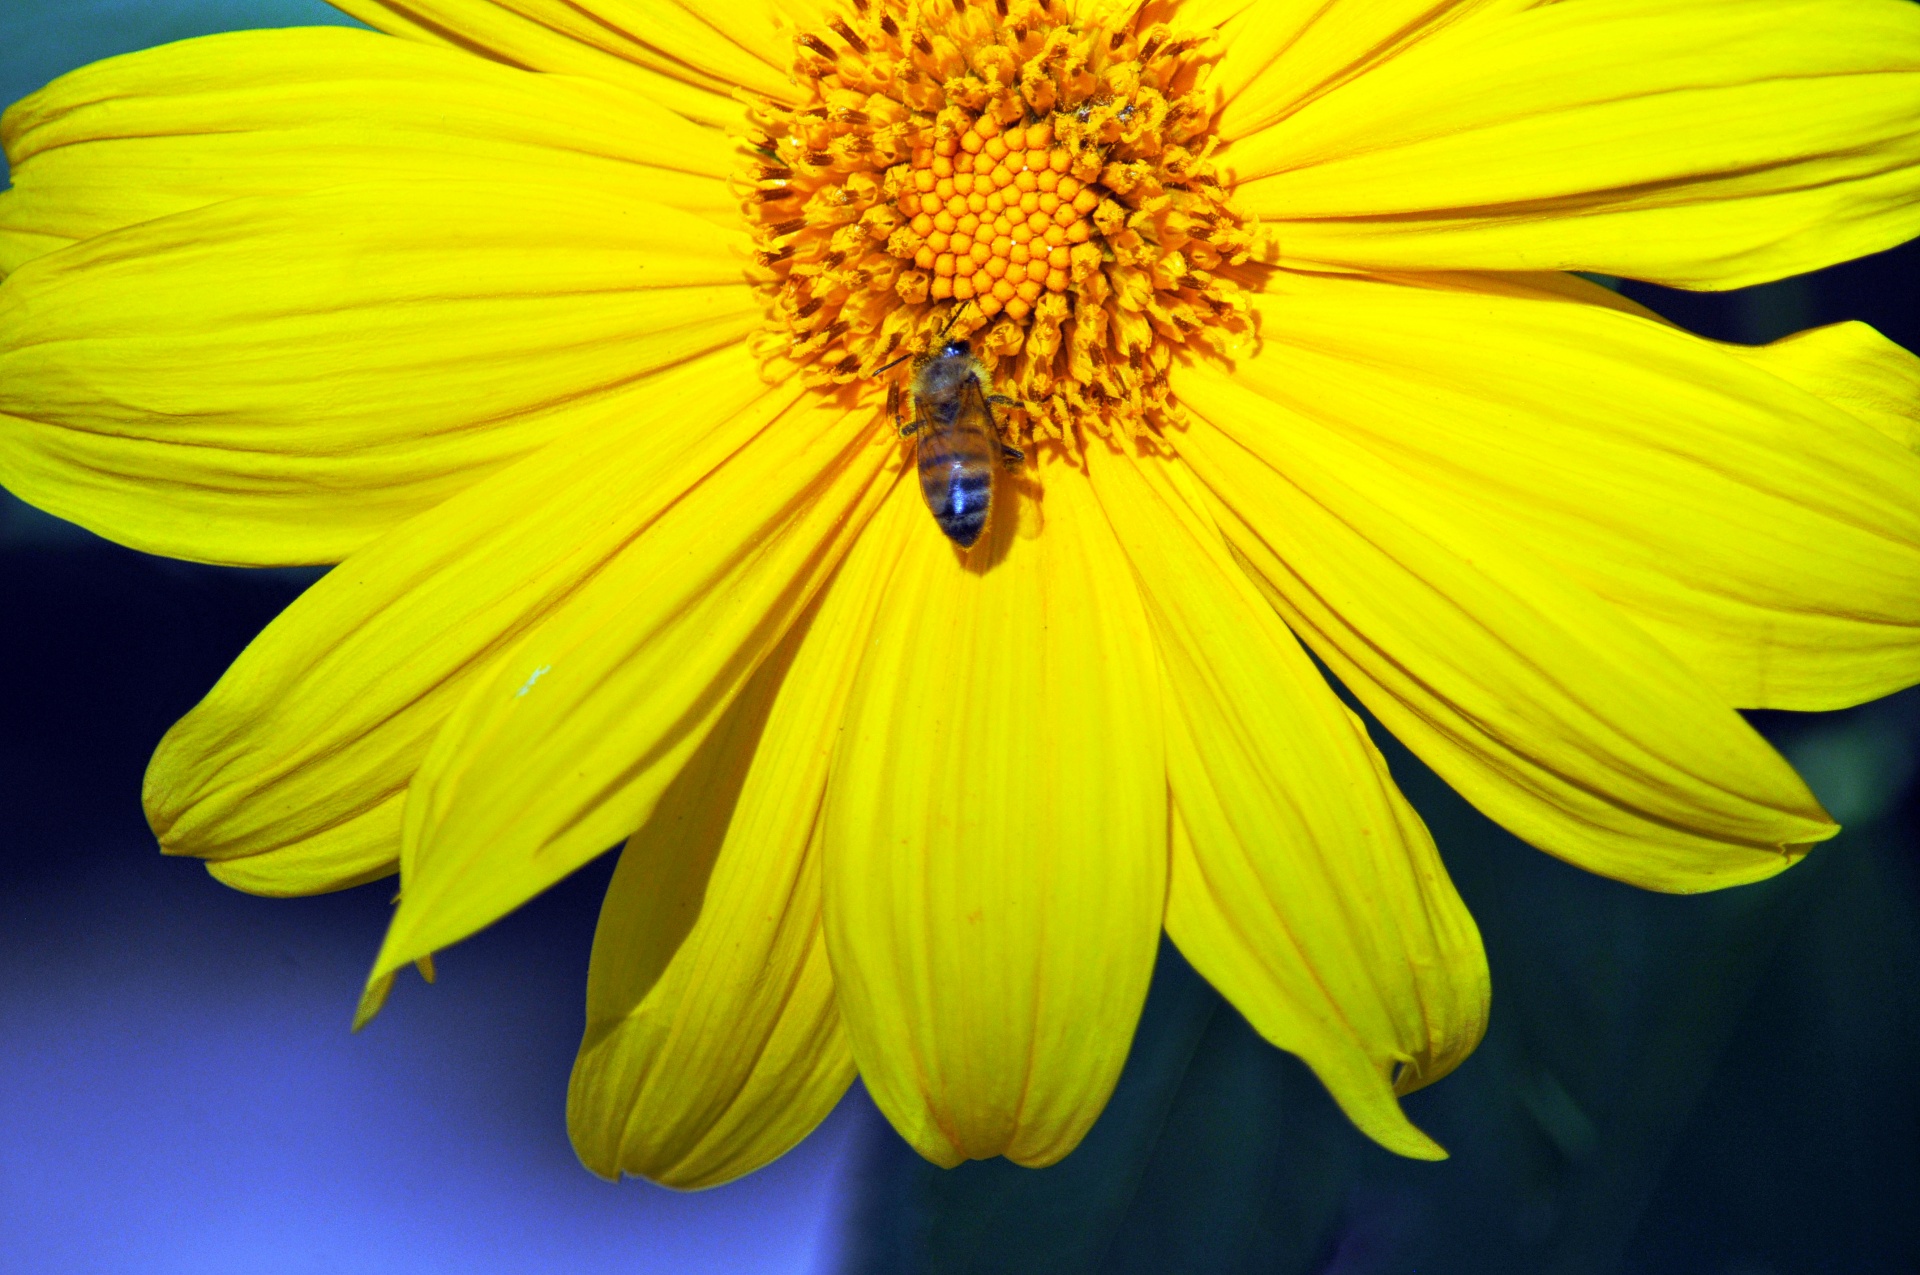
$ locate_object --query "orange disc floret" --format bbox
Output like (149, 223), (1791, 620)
(891, 109), (1105, 312)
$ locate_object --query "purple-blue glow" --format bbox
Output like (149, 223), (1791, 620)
(1, 848), (865, 1274)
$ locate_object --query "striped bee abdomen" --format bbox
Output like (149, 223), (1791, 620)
(918, 426), (996, 548)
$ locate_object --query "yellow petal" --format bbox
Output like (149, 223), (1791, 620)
(1177, 362), (1836, 893)
(1226, 270), (1920, 713)
(571, 489), (915, 1189)
(0, 180), (756, 566)
(1214, 0), (1520, 140)
(824, 469), (1166, 1168)
(1727, 320), (1920, 455)
(202, 807), (406, 898)
(0, 27), (736, 274)
(328, 0), (789, 125)
(1084, 444), (1487, 1162)
(1228, 0), (1920, 289)
(145, 345), (799, 894)
(369, 391), (900, 985)
(1170, 0), (1255, 31)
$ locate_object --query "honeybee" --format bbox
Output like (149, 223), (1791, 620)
(886, 336), (1025, 549)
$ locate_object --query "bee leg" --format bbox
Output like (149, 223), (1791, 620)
(1000, 443), (1025, 468)
(986, 394), (1020, 408)
(891, 386), (923, 438)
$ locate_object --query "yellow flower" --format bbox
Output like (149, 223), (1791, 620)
(4, 0), (1920, 1189)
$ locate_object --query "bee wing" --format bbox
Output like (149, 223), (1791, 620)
(953, 374), (997, 440)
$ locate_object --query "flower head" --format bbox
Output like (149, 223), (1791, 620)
(4, 0), (1920, 1187)
(749, 0), (1251, 446)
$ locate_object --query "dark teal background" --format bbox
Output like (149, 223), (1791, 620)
(4, 5), (1919, 1273)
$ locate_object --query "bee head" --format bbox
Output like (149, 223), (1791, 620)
(941, 338), (970, 360)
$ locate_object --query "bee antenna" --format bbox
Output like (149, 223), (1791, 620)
(938, 298), (975, 338)
(866, 299), (977, 376)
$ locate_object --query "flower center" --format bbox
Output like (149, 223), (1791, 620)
(902, 116), (1096, 319)
(745, 0), (1253, 449)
